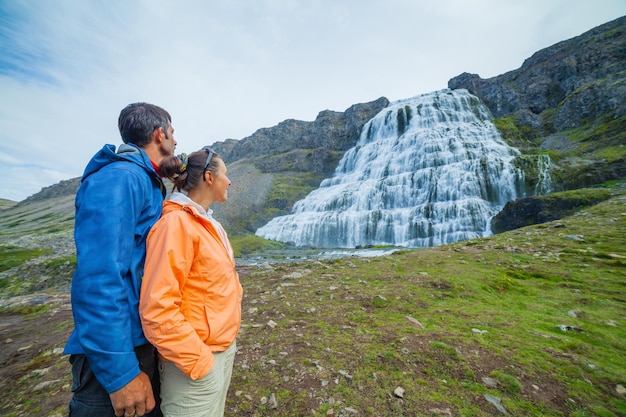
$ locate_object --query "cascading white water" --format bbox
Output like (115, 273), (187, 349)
(256, 89), (525, 248)
(535, 154), (554, 195)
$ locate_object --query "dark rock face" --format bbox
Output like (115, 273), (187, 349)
(448, 16), (626, 132)
(211, 97), (390, 166)
(491, 189), (612, 234)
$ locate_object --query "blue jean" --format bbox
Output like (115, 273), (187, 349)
(68, 344), (162, 417)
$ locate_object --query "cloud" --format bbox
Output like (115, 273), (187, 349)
(1, 0), (625, 201)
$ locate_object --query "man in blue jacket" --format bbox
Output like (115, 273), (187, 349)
(64, 102), (177, 417)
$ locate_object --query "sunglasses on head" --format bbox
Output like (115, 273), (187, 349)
(202, 146), (215, 173)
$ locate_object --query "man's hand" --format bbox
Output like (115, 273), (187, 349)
(109, 371), (156, 417)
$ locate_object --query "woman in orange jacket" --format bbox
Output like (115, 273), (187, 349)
(140, 147), (242, 417)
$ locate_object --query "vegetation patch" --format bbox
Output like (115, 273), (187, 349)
(230, 234), (285, 257)
(0, 246), (51, 273)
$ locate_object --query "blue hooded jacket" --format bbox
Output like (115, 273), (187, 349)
(64, 143), (165, 393)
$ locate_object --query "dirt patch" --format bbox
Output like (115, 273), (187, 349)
(0, 303), (73, 416)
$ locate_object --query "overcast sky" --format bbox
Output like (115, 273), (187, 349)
(1, 1), (624, 202)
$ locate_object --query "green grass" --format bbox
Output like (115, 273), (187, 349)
(227, 190), (626, 416)
(230, 234), (285, 257)
(0, 246), (51, 273)
(0, 252), (74, 297)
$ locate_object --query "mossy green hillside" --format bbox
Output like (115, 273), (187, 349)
(228, 192), (626, 416)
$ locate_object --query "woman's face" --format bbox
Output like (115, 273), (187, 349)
(211, 159), (231, 203)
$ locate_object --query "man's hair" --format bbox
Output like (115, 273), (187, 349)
(118, 102), (172, 147)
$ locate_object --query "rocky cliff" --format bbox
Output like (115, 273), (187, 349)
(448, 16), (625, 131)
(207, 98), (390, 232)
(449, 15), (625, 194)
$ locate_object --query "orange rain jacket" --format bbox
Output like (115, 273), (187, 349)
(140, 199), (242, 380)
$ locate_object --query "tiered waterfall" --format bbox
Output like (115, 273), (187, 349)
(256, 89), (526, 248)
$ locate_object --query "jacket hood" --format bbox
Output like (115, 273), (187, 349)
(82, 143), (155, 181)
(162, 198), (202, 218)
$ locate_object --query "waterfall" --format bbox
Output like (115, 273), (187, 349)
(535, 154), (554, 195)
(256, 89), (524, 248)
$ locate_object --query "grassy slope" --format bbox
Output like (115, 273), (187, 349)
(0, 188), (624, 416)
(230, 190), (626, 416)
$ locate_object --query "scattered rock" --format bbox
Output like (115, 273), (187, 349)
(481, 377), (498, 388)
(558, 324), (585, 332)
(484, 394), (508, 415)
(393, 386), (405, 398)
(33, 380), (61, 391)
(268, 393), (278, 408)
(405, 316), (425, 329)
(30, 367), (50, 377)
(338, 370), (353, 382)
(429, 408), (453, 416)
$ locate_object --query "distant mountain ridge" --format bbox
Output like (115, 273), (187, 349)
(13, 16), (626, 236)
(18, 177), (81, 206)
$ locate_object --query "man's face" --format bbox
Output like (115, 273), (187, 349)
(161, 123), (177, 157)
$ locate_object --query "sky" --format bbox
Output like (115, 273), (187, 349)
(1, 1), (625, 202)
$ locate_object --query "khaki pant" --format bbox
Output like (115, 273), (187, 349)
(159, 342), (236, 417)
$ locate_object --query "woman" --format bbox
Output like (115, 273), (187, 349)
(140, 147), (242, 417)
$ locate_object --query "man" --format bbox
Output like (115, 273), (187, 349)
(64, 103), (177, 417)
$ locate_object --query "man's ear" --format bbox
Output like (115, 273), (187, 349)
(152, 127), (164, 144)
